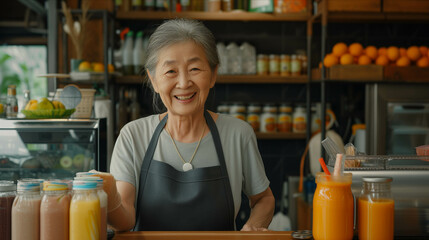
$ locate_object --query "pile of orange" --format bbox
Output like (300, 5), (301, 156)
(323, 43), (429, 68)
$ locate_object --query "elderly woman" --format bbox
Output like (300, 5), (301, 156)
(99, 18), (274, 232)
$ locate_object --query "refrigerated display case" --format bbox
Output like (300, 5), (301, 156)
(0, 118), (107, 181)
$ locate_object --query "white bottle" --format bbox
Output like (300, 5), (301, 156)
(122, 31), (134, 75)
(240, 42), (256, 74)
(226, 42), (242, 75)
(133, 31), (145, 75)
(216, 42), (227, 75)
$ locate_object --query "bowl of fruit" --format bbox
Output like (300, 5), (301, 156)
(21, 97), (75, 119)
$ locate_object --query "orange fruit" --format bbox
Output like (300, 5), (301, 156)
(78, 61), (92, 72)
(358, 55), (372, 65)
(399, 48), (407, 57)
(108, 64), (115, 73)
(340, 54), (354, 65)
(396, 56), (411, 67)
(378, 47), (387, 56)
(92, 62), (104, 72)
(349, 43), (364, 57)
(364, 46), (378, 60)
(419, 46), (428, 57)
(323, 54), (339, 68)
(332, 42), (348, 57)
(387, 46), (400, 61)
(407, 46), (421, 62)
(417, 56), (429, 67)
(375, 55), (389, 66)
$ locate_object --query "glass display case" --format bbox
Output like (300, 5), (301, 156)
(0, 118), (107, 181)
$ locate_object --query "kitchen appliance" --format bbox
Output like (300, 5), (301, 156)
(366, 83), (429, 155)
(329, 155), (429, 236)
(0, 118), (107, 181)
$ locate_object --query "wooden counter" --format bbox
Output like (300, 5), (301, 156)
(112, 231), (294, 240)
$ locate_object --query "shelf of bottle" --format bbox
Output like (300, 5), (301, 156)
(115, 11), (309, 22)
(114, 75), (308, 84)
(255, 132), (306, 140)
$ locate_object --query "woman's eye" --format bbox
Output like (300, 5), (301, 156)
(166, 70), (176, 74)
(190, 68), (200, 71)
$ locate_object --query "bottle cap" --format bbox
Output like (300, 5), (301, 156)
(72, 180), (98, 190)
(0, 180), (16, 192)
(362, 177), (393, 183)
(43, 181), (68, 191)
(17, 179), (41, 192)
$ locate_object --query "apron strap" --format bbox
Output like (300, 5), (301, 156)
(204, 110), (235, 228)
(134, 114), (168, 225)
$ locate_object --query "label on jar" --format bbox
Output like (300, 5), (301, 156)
(293, 116), (306, 133)
(257, 55), (268, 75)
(277, 113), (292, 132)
(261, 113), (277, 132)
(247, 113), (260, 132)
(269, 55), (280, 76)
(291, 56), (301, 76)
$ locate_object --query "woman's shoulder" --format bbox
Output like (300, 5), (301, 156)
(120, 114), (160, 136)
(216, 113), (254, 137)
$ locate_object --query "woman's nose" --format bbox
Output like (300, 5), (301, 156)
(176, 72), (192, 88)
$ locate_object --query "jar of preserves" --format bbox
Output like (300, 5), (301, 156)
(0, 181), (16, 240)
(301, 54), (308, 75)
(257, 54), (268, 75)
(246, 103), (261, 132)
(277, 103), (293, 132)
(291, 55), (301, 76)
(12, 179), (42, 240)
(70, 180), (100, 240)
(217, 102), (230, 114)
(229, 102), (246, 121)
(260, 103), (277, 133)
(358, 177), (394, 240)
(280, 54), (291, 76)
(313, 172), (354, 240)
(269, 54), (280, 76)
(40, 181), (70, 240)
(292, 104), (306, 133)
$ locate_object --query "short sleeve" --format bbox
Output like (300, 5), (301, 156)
(109, 127), (137, 187)
(242, 132), (270, 197)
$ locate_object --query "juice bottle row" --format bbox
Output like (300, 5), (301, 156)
(0, 173), (108, 240)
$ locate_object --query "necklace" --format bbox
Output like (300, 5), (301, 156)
(166, 124), (205, 172)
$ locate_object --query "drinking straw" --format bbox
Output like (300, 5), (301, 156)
(333, 153), (344, 176)
(318, 157), (331, 176)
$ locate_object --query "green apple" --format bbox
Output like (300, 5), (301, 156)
(73, 154), (85, 169)
(60, 155), (73, 169)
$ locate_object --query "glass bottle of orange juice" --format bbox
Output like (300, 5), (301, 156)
(70, 180), (100, 240)
(358, 177), (394, 240)
(313, 172), (354, 240)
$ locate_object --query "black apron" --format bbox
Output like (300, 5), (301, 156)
(133, 110), (235, 231)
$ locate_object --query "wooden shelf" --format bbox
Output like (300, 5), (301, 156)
(255, 132), (306, 140)
(115, 75), (308, 84)
(116, 11), (308, 22)
(325, 12), (429, 22)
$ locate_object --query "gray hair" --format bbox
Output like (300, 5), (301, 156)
(143, 18), (219, 112)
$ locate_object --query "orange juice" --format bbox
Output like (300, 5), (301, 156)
(358, 198), (394, 240)
(313, 173), (354, 240)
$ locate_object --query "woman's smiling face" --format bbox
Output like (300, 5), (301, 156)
(148, 40), (217, 117)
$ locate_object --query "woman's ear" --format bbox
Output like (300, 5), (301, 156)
(210, 65), (218, 88)
(147, 69), (159, 93)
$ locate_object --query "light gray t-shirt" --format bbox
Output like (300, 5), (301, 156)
(110, 113), (270, 219)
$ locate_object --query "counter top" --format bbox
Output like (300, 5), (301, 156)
(112, 231), (294, 240)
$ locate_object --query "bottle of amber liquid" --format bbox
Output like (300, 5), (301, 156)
(0, 181), (16, 240)
(358, 177), (394, 240)
(6, 85), (18, 118)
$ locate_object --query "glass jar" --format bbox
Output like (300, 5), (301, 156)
(257, 54), (268, 75)
(291, 55), (301, 76)
(70, 180), (100, 240)
(301, 54), (308, 75)
(75, 175), (108, 240)
(277, 103), (293, 132)
(292, 104), (307, 133)
(260, 103), (277, 133)
(269, 54), (280, 76)
(358, 177), (394, 240)
(6, 85), (18, 118)
(12, 179), (42, 240)
(0, 181), (16, 240)
(217, 102), (230, 114)
(40, 181), (70, 240)
(313, 173), (354, 240)
(280, 54), (291, 76)
(229, 102), (246, 121)
(246, 103), (261, 132)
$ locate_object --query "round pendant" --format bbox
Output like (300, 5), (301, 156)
(182, 162), (193, 172)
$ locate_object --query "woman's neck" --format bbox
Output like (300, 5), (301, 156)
(163, 111), (207, 143)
